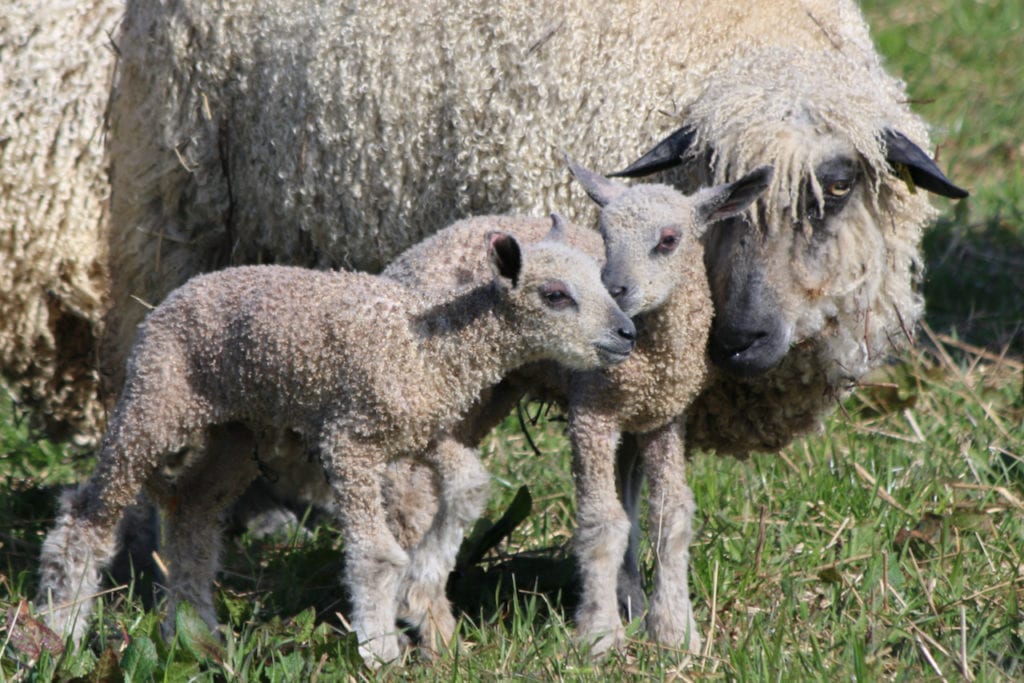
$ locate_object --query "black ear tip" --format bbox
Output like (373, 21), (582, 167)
(746, 165), (774, 186)
(943, 183), (970, 200)
(882, 128), (969, 200)
(906, 167), (970, 199)
(610, 125), (696, 178)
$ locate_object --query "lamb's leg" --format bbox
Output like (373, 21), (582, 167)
(36, 484), (126, 643)
(399, 436), (490, 654)
(615, 433), (646, 623)
(570, 406), (630, 655)
(37, 402), (193, 643)
(320, 432), (409, 666)
(156, 423), (261, 640)
(639, 421), (700, 653)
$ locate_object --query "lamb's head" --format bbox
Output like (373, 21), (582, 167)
(610, 47), (968, 381)
(567, 159), (772, 318)
(486, 218), (636, 369)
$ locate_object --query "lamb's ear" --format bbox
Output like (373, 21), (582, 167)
(882, 129), (968, 199)
(695, 165), (774, 226)
(545, 212), (568, 243)
(609, 125), (696, 178)
(565, 155), (627, 206)
(486, 231), (523, 288)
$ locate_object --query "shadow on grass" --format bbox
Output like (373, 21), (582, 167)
(212, 487), (583, 638)
(923, 200), (1024, 355)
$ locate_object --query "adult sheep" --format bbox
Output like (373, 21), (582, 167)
(0, 0), (121, 441)
(103, 0), (966, 459)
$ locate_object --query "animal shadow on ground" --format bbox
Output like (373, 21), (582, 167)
(922, 202), (1024, 357)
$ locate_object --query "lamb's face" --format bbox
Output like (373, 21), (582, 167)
(598, 186), (695, 318)
(596, 170), (773, 319)
(488, 232), (636, 369)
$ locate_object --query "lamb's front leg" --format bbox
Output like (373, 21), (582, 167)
(570, 406), (631, 655)
(399, 436), (490, 653)
(321, 433), (409, 666)
(639, 420), (700, 653)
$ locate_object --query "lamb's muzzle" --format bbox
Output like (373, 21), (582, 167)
(596, 315), (636, 364)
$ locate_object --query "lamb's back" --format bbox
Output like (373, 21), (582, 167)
(136, 266), (420, 426)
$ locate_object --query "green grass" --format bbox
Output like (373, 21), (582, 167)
(3, 1), (1023, 679)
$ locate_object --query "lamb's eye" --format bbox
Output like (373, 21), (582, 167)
(539, 282), (575, 310)
(826, 180), (852, 197)
(655, 228), (681, 255)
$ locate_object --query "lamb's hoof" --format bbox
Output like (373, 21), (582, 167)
(576, 621), (626, 657)
(36, 604), (87, 648)
(647, 608), (701, 654)
(413, 608), (457, 658)
(358, 634), (402, 668)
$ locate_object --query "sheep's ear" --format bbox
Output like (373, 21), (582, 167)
(609, 125), (696, 178)
(565, 155), (627, 206)
(486, 231), (523, 288)
(696, 165), (774, 227)
(882, 129), (968, 199)
(545, 212), (568, 243)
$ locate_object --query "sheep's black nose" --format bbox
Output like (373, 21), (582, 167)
(617, 320), (636, 343)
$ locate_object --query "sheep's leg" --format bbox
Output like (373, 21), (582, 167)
(36, 402), (194, 643)
(157, 423), (261, 640)
(570, 406), (630, 655)
(639, 421), (700, 654)
(320, 432), (409, 666)
(399, 437), (490, 654)
(615, 433), (647, 623)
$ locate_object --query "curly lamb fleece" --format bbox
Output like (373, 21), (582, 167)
(99, 0), (965, 457)
(36, 229), (635, 663)
(0, 0), (119, 440)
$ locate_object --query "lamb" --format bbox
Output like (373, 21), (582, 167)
(101, 0), (967, 458)
(379, 162), (773, 654)
(35, 225), (636, 664)
(0, 0), (120, 441)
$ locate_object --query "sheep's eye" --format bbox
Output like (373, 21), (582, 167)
(655, 228), (681, 255)
(826, 181), (852, 197)
(539, 282), (575, 310)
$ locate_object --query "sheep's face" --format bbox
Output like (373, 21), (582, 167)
(487, 230), (636, 369)
(611, 47), (966, 383)
(703, 142), (874, 377)
(590, 169), (772, 319)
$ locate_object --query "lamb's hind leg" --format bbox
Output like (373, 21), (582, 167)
(37, 405), (193, 643)
(640, 420), (700, 653)
(399, 436), (490, 653)
(570, 407), (631, 656)
(320, 431), (409, 666)
(155, 423), (261, 640)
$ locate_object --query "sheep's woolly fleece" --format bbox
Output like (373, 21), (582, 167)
(0, 0), (948, 454)
(0, 0), (119, 440)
